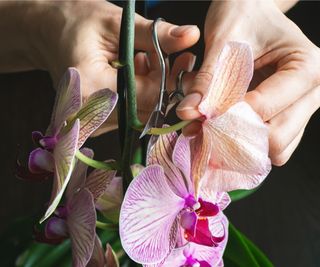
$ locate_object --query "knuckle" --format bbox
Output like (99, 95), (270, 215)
(269, 132), (286, 159)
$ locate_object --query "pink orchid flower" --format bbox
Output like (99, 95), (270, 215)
(155, 216), (228, 267)
(191, 42), (271, 193)
(119, 133), (230, 265)
(41, 148), (117, 267)
(24, 68), (117, 222)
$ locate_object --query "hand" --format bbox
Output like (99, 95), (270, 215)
(177, 0), (320, 166)
(25, 0), (199, 131)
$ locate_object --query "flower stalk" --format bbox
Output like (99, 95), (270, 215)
(117, 0), (141, 188)
(75, 150), (120, 171)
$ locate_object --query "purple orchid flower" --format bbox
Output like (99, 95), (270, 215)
(119, 133), (230, 265)
(24, 68), (118, 222)
(154, 216), (228, 267)
(41, 148), (117, 267)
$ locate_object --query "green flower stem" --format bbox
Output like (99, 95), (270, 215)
(147, 120), (193, 135)
(95, 221), (118, 230)
(75, 150), (120, 171)
(117, 0), (139, 189)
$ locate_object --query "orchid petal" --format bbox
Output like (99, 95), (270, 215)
(198, 42), (253, 119)
(45, 217), (68, 239)
(87, 236), (106, 267)
(85, 162), (117, 202)
(197, 198), (219, 217)
(75, 88), (118, 148)
(66, 147), (93, 199)
(172, 134), (194, 195)
(148, 132), (190, 198)
(41, 119), (80, 223)
(185, 218), (214, 247)
(105, 244), (120, 267)
(202, 102), (271, 191)
(96, 176), (123, 223)
(28, 148), (54, 173)
(67, 189), (96, 267)
(190, 131), (212, 195)
(180, 210), (197, 237)
(47, 68), (81, 135)
(119, 165), (184, 264)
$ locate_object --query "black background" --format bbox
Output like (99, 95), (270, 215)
(0, 1), (319, 266)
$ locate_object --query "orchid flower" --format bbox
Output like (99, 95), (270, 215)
(157, 215), (228, 267)
(41, 148), (117, 267)
(191, 42), (271, 193)
(25, 68), (118, 222)
(119, 132), (230, 265)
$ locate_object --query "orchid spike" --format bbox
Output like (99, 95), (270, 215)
(43, 148), (117, 267)
(24, 68), (117, 223)
(191, 42), (271, 193)
(119, 133), (230, 265)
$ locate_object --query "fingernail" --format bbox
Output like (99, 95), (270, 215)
(170, 25), (198, 38)
(177, 93), (203, 119)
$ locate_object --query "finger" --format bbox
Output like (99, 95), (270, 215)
(134, 52), (150, 76)
(267, 85), (320, 162)
(271, 127), (305, 167)
(246, 67), (317, 122)
(135, 15), (200, 54)
(167, 52), (196, 92)
(170, 52), (196, 78)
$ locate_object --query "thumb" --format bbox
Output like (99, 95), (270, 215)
(134, 14), (200, 54)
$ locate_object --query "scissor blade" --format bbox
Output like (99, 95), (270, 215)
(139, 110), (165, 139)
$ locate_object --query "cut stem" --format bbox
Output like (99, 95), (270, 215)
(75, 150), (120, 171)
(96, 221), (118, 230)
(147, 120), (193, 135)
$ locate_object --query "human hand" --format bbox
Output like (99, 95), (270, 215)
(26, 0), (199, 131)
(177, 0), (320, 166)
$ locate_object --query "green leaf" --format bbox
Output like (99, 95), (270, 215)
(228, 188), (258, 202)
(224, 223), (274, 267)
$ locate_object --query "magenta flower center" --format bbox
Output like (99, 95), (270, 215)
(180, 195), (223, 247)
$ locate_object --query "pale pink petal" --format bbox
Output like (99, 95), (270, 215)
(76, 89), (118, 148)
(85, 162), (117, 203)
(67, 188), (96, 267)
(105, 244), (120, 267)
(151, 245), (186, 267)
(66, 148), (93, 199)
(87, 235), (106, 267)
(119, 165), (184, 264)
(190, 131), (212, 196)
(172, 135), (194, 195)
(96, 177), (123, 223)
(198, 42), (253, 119)
(28, 148), (54, 173)
(41, 119), (80, 223)
(148, 132), (190, 198)
(202, 102), (271, 191)
(47, 68), (81, 135)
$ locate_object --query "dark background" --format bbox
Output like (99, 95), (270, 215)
(0, 1), (319, 266)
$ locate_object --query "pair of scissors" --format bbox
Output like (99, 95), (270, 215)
(140, 18), (186, 140)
